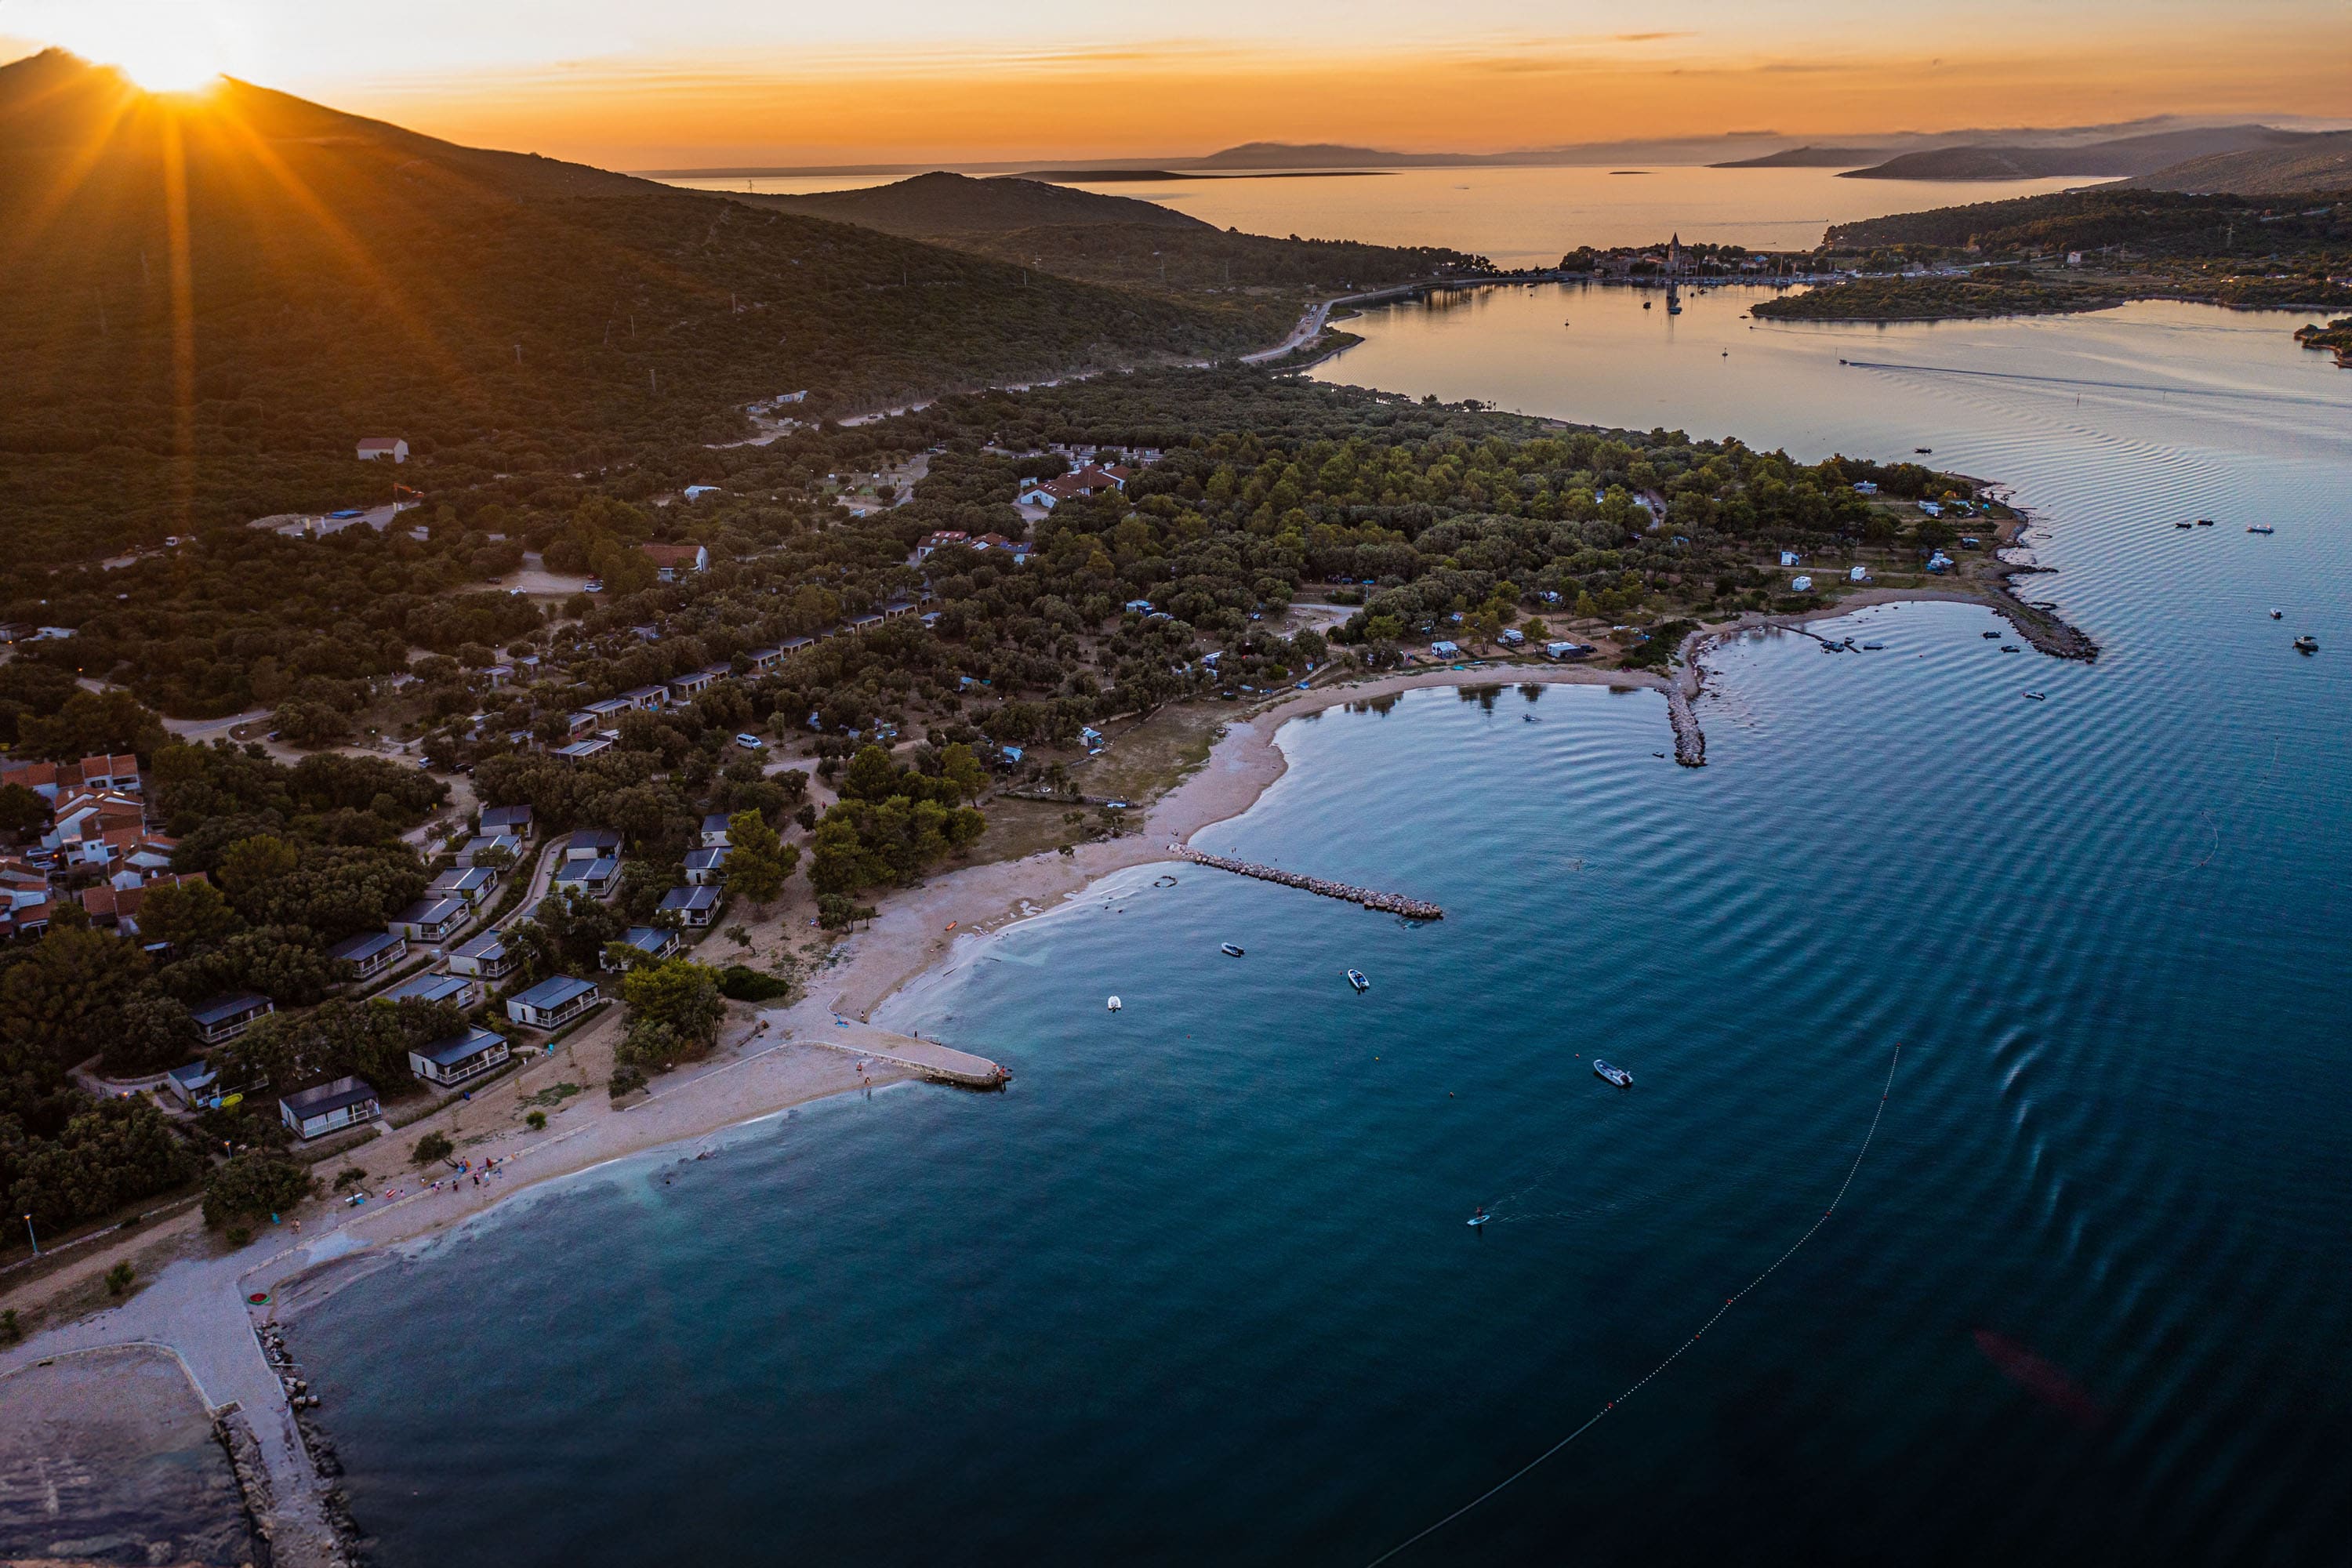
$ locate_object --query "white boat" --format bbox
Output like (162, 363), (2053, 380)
(2293, 636), (2319, 653)
(1220, 943), (1245, 957)
(2249, 524), (2274, 534)
(1593, 1059), (1632, 1087)
(1346, 969), (1370, 993)
(1107, 996), (1122, 1012)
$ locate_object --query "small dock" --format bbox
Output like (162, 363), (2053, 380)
(1171, 846), (1444, 920)
(782, 1015), (1011, 1089)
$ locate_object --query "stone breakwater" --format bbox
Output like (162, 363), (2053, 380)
(1170, 847), (1445, 920)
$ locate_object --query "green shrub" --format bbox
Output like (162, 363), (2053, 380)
(412, 1131), (454, 1165)
(202, 1152), (314, 1229)
(525, 1110), (547, 1131)
(717, 965), (793, 1003)
(608, 1065), (646, 1101)
(105, 1261), (135, 1297)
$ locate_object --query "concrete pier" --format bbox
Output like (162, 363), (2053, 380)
(782, 1016), (1011, 1088)
(1170, 846), (1444, 920)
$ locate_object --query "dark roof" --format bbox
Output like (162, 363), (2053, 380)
(328, 930), (405, 963)
(380, 972), (473, 1005)
(659, 885), (720, 911)
(394, 896), (466, 925)
(702, 813), (732, 830)
(282, 1076), (377, 1119)
(479, 805), (532, 827)
(512, 975), (597, 1010)
(450, 930), (510, 959)
(191, 992), (272, 1026)
(684, 846), (730, 869)
(621, 926), (677, 953)
(570, 828), (623, 851)
(412, 1027), (508, 1069)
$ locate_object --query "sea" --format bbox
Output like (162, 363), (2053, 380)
(659, 164), (2088, 263)
(293, 227), (2352, 1562)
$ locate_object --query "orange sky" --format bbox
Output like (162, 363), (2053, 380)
(5, 2), (2347, 168)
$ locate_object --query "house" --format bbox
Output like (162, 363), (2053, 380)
(554, 855), (621, 899)
(428, 866), (499, 906)
(356, 437), (408, 463)
(684, 846), (731, 886)
(280, 1076), (380, 1139)
(554, 736), (614, 763)
(746, 646), (786, 671)
(566, 829), (623, 862)
(191, 993), (274, 1046)
(164, 1061), (220, 1109)
(456, 833), (522, 868)
(447, 928), (522, 980)
(640, 543), (709, 580)
(506, 975), (601, 1030)
(0, 760), (60, 801)
(1017, 465), (1129, 509)
(388, 897), (469, 942)
(658, 884), (722, 927)
(583, 697), (633, 725)
(328, 930), (409, 980)
(74, 754), (140, 793)
(699, 814), (732, 848)
(601, 925), (684, 971)
(913, 530), (970, 562)
(619, 684), (670, 712)
(668, 666), (728, 702)
(407, 1026), (511, 1088)
(379, 970), (480, 1009)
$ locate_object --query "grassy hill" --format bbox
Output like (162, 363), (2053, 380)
(1817, 187), (2350, 255)
(0, 53), (1255, 565)
(739, 172), (1484, 336)
(2123, 132), (2352, 195)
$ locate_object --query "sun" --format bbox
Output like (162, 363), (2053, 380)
(45, 4), (242, 94)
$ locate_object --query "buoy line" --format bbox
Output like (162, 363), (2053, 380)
(1366, 1044), (1904, 1566)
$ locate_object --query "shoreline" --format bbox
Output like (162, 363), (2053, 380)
(0, 583), (2093, 1561)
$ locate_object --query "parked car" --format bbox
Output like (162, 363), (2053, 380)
(734, 733), (765, 750)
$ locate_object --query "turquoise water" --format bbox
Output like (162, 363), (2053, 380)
(296, 298), (2350, 1564)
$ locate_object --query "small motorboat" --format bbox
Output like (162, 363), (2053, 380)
(1982, 631), (2001, 639)
(2269, 608), (2284, 619)
(1220, 942), (1245, 957)
(2023, 691), (2047, 701)
(2172, 521), (2194, 529)
(1107, 995), (1123, 1012)
(2001, 645), (2020, 652)
(1346, 969), (1371, 993)
(2293, 636), (2319, 653)
(2249, 524), (2274, 534)
(2194, 517), (2215, 526)
(1862, 642), (1886, 650)
(1915, 447), (1933, 454)
(1593, 1060), (1633, 1088)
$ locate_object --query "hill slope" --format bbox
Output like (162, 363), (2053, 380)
(0, 53), (1247, 563)
(739, 172), (1483, 328)
(1841, 126), (2307, 180)
(762, 171), (1207, 233)
(2122, 132), (2352, 194)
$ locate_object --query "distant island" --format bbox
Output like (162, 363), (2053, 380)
(1014, 168), (1394, 183)
(1837, 125), (2318, 181)
(1747, 188), (2352, 340)
(1711, 146), (1886, 169)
